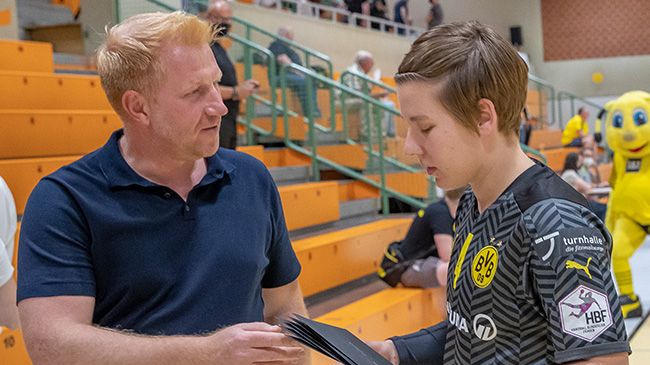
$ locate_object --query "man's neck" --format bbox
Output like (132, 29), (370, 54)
(119, 131), (207, 201)
(471, 140), (534, 214)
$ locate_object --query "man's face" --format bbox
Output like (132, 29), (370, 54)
(398, 81), (482, 190)
(144, 43), (228, 161)
(360, 58), (374, 74)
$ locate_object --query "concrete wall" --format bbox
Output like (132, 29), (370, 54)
(78, 0), (182, 56)
(516, 0), (650, 98)
(405, 0), (650, 97)
(233, 2), (413, 76)
(79, 0), (115, 56)
(0, 0), (18, 39)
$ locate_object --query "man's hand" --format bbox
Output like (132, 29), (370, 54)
(367, 340), (399, 365)
(208, 322), (304, 364)
(236, 79), (260, 99)
(277, 54), (292, 66)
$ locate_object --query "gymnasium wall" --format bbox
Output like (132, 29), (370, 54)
(0, 0), (18, 39)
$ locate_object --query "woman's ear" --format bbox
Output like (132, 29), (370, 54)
(121, 90), (151, 126)
(477, 98), (498, 136)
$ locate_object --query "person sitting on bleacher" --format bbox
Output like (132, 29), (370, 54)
(562, 107), (595, 149)
(343, 50), (396, 138)
(268, 26), (321, 118)
(561, 152), (608, 221)
(0, 176), (19, 331)
(16, 11), (308, 365)
(378, 187), (465, 288)
(579, 147), (603, 184)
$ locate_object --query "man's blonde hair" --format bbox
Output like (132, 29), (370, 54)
(395, 21), (528, 136)
(96, 11), (217, 115)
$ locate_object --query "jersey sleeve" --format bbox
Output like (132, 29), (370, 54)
(17, 178), (96, 302)
(523, 199), (630, 363)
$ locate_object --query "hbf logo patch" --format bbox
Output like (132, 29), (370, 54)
(472, 246), (498, 288)
(559, 285), (612, 342)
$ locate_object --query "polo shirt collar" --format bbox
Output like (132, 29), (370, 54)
(99, 129), (236, 189)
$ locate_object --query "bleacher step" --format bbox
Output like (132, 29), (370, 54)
(339, 197), (380, 220)
(306, 275), (388, 318)
(269, 165), (310, 185)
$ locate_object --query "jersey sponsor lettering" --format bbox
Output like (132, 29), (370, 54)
(559, 285), (613, 342)
(447, 302), (498, 341)
(533, 227), (606, 260)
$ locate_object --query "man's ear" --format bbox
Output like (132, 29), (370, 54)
(121, 90), (150, 126)
(477, 98), (498, 136)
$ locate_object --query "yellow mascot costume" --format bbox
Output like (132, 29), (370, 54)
(605, 91), (650, 318)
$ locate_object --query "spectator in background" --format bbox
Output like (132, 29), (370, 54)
(344, 0), (368, 26)
(519, 107), (533, 145)
(393, 0), (411, 35)
(205, 1), (260, 149)
(426, 0), (443, 29)
(369, 0), (389, 30)
(561, 152), (607, 221)
(378, 187), (465, 288)
(579, 147), (604, 185)
(344, 50), (396, 138)
(562, 107), (594, 149)
(0, 177), (19, 330)
(268, 26), (321, 118)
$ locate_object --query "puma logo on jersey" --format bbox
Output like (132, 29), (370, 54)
(566, 257), (593, 279)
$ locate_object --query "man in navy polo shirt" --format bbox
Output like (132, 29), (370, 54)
(17, 11), (308, 364)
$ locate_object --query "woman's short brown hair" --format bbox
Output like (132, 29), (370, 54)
(395, 21), (528, 136)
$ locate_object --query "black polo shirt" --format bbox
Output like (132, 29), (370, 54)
(17, 130), (301, 335)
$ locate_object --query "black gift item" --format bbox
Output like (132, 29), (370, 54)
(282, 315), (392, 365)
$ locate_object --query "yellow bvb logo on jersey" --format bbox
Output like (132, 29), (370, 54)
(472, 246), (498, 288)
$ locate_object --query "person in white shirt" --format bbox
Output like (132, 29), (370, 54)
(344, 50), (396, 139)
(0, 176), (19, 330)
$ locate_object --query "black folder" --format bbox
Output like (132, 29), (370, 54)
(282, 315), (392, 365)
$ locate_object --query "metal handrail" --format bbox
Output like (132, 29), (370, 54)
(557, 90), (603, 130)
(280, 63), (436, 211)
(260, 0), (425, 37)
(339, 70), (396, 94)
(527, 73), (556, 128)
(231, 16), (334, 81)
(228, 33), (281, 141)
(349, 12), (424, 36)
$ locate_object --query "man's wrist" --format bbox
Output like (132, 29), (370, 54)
(232, 86), (239, 101)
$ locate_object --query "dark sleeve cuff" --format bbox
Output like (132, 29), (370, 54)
(389, 321), (447, 365)
(554, 341), (631, 364)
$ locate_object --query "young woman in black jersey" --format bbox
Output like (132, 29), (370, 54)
(367, 21), (629, 365)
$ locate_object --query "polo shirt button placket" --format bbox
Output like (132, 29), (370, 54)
(163, 192), (172, 200)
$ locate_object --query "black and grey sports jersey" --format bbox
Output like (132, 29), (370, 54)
(392, 162), (630, 365)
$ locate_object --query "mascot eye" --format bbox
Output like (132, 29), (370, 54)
(612, 112), (624, 128)
(633, 109), (648, 126)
